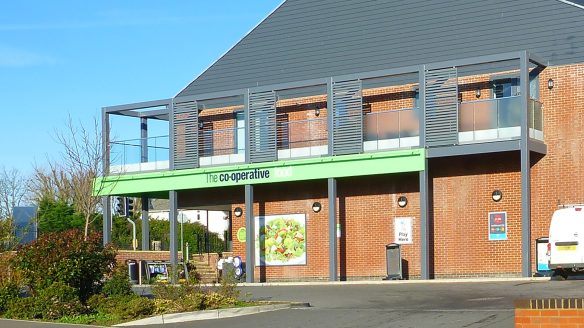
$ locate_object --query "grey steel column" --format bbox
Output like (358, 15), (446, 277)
(327, 78), (334, 156)
(168, 102), (175, 170)
(101, 109), (111, 246)
(519, 52), (532, 277)
(102, 109), (110, 174)
(245, 184), (255, 283)
(419, 165), (430, 280)
(244, 89), (251, 163)
(328, 178), (337, 281)
(418, 66), (430, 280)
(102, 196), (111, 246)
(140, 118), (150, 250)
(141, 197), (149, 250)
(169, 190), (178, 283)
(140, 117), (148, 163)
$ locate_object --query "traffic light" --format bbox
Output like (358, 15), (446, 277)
(115, 196), (126, 216)
(126, 198), (135, 217)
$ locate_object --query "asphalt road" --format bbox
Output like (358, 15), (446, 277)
(2, 279), (584, 328)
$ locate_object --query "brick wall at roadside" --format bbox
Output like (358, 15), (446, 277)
(515, 299), (584, 327)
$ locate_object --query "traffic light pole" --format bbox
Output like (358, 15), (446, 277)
(141, 196), (150, 251)
(102, 196), (111, 246)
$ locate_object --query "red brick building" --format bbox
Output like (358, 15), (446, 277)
(96, 0), (584, 282)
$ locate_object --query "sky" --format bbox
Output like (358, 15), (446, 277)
(0, 0), (282, 174)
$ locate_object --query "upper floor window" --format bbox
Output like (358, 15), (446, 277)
(493, 78), (519, 99)
(491, 75), (540, 100)
(234, 112), (245, 154)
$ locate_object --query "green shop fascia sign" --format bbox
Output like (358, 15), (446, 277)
(94, 148), (425, 196)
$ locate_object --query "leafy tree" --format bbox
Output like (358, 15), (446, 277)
(111, 217), (226, 254)
(37, 197), (84, 233)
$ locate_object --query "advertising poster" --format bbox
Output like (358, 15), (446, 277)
(394, 217), (413, 244)
(488, 212), (507, 241)
(255, 214), (306, 266)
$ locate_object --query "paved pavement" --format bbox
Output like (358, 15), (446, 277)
(2, 279), (584, 328)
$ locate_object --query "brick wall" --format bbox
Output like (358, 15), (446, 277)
(173, 62), (584, 281)
(530, 64), (584, 269)
(515, 298), (584, 327)
(116, 250), (181, 263)
(431, 153), (523, 277)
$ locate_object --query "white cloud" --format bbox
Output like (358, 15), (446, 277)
(0, 46), (56, 68)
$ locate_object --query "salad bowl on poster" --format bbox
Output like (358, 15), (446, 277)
(255, 214), (307, 266)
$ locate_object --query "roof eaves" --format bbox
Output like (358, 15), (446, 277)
(555, 0), (584, 10)
(173, 0), (287, 99)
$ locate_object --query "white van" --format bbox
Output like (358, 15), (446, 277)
(548, 206), (584, 279)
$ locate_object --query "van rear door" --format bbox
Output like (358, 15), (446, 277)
(549, 208), (584, 267)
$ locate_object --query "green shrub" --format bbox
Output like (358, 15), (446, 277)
(10, 229), (116, 301)
(37, 282), (85, 320)
(0, 281), (19, 314)
(4, 297), (42, 319)
(217, 270), (240, 300)
(102, 265), (133, 297)
(5, 282), (86, 320)
(58, 313), (117, 326)
(152, 283), (201, 301)
(88, 294), (154, 320)
(120, 297), (155, 319)
(203, 292), (237, 309)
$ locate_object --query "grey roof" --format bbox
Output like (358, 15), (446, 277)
(177, 0), (584, 97)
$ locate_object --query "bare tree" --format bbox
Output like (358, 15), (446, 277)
(32, 115), (109, 239)
(0, 167), (30, 249)
(0, 167), (29, 219)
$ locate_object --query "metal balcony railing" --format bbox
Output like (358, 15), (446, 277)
(459, 96), (543, 143)
(108, 98), (544, 174)
(363, 108), (420, 152)
(529, 99), (544, 140)
(198, 127), (245, 166)
(277, 117), (328, 159)
(109, 135), (169, 173)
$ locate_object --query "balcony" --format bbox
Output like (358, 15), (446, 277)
(104, 51), (547, 175)
(363, 108), (420, 152)
(198, 127), (245, 167)
(459, 97), (543, 143)
(109, 136), (169, 174)
(277, 117), (328, 159)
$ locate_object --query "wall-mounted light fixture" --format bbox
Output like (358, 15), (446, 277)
(233, 207), (243, 217)
(475, 88), (481, 98)
(492, 190), (503, 202)
(315, 107), (321, 117)
(312, 202), (322, 213)
(548, 78), (554, 90)
(397, 196), (408, 208)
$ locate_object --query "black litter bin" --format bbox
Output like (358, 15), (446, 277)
(127, 260), (138, 284)
(383, 243), (402, 280)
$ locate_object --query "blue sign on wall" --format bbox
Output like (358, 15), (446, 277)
(488, 211), (507, 241)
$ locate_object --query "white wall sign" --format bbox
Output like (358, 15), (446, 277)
(394, 217), (413, 244)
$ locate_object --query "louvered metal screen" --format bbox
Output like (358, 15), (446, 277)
(332, 80), (363, 155)
(424, 67), (459, 147)
(248, 91), (277, 163)
(172, 100), (198, 169)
